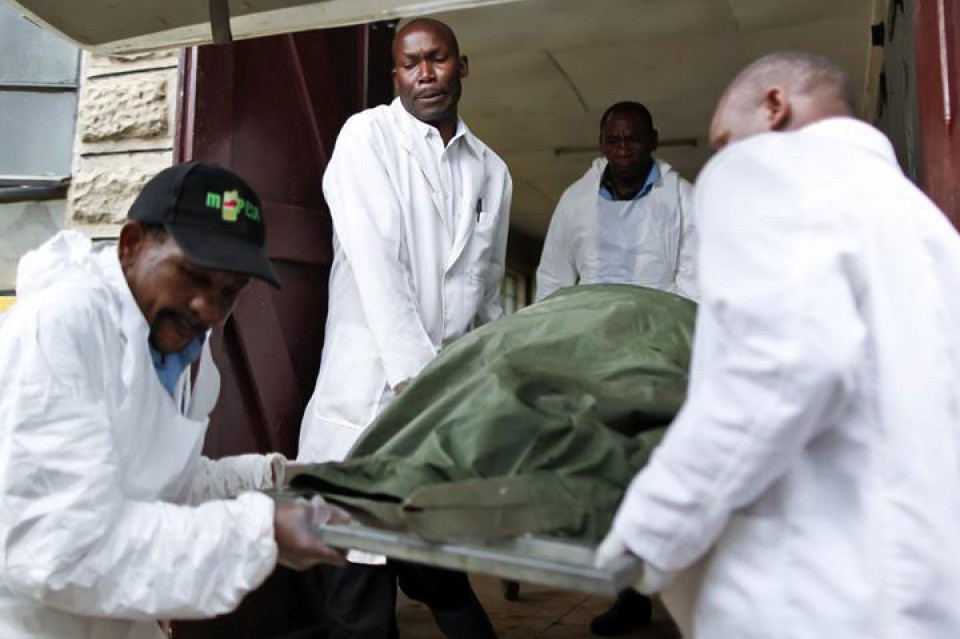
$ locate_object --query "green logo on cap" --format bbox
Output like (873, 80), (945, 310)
(205, 190), (261, 223)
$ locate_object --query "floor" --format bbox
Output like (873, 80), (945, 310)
(397, 575), (680, 639)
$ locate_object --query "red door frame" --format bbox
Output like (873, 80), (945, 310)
(915, 0), (960, 229)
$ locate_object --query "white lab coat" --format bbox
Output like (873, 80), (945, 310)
(0, 231), (283, 639)
(298, 98), (511, 465)
(535, 158), (698, 301)
(610, 118), (960, 638)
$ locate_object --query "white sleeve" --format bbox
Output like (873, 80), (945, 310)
(535, 192), (578, 301)
(171, 342), (284, 504)
(323, 117), (437, 387)
(0, 301), (277, 620)
(611, 147), (866, 574)
(475, 170), (512, 325)
(673, 178), (700, 300)
(175, 453), (285, 505)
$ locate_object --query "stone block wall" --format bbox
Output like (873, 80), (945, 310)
(67, 50), (179, 237)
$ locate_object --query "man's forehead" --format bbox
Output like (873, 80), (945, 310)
(393, 22), (454, 56)
(167, 245), (251, 288)
(708, 90), (756, 150)
(707, 106), (730, 150)
(198, 265), (251, 290)
(602, 112), (652, 133)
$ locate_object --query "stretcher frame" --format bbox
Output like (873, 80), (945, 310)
(315, 523), (641, 596)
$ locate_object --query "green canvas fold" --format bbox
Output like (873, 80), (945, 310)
(290, 284), (694, 544)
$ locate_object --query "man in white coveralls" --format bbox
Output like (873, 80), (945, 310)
(597, 51), (960, 639)
(0, 162), (348, 639)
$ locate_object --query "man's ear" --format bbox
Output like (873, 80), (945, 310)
(117, 221), (147, 272)
(763, 86), (791, 131)
(459, 55), (469, 79)
(650, 127), (660, 152)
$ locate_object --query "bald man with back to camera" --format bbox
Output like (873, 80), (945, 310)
(597, 51), (960, 639)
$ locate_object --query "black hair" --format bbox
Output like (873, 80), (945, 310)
(600, 101), (655, 132)
(140, 222), (169, 241)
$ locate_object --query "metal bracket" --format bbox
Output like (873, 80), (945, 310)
(888, 0), (905, 42)
(209, 0), (233, 45)
(0, 175), (70, 204)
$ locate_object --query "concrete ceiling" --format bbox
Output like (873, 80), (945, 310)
(3, 0), (524, 52)
(433, 0), (877, 237)
(8, 0), (877, 238)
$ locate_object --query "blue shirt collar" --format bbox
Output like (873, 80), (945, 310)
(599, 161), (661, 201)
(150, 334), (205, 395)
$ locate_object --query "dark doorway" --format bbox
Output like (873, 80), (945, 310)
(172, 22), (394, 639)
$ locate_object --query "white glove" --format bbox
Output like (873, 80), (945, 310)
(278, 461), (313, 486)
(595, 530), (676, 594)
(274, 495), (351, 569)
(595, 530), (632, 569)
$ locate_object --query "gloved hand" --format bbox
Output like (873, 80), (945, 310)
(595, 530), (675, 594)
(595, 530), (632, 569)
(274, 495), (351, 569)
(279, 461), (313, 486)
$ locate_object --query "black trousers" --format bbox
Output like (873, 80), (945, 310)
(323, 561), (498, 639)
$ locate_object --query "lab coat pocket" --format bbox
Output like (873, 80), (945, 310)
(471, 211), (496, 259)
(304, 324), (387, 450)
(466, 211), (497, 281)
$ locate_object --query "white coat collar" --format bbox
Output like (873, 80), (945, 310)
(390, 97), (485, 158)
(93, 243), (151, 344)
(800, 117), (898, 167)
(13, 231), (148, 349)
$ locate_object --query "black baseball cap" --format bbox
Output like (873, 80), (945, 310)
(128, 162), (281, 288)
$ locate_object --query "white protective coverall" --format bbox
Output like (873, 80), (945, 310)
(608, 118), (960, 638)
(535, 158), (698, 301)
(298, 97), (511, 465)
(0, 231), (283, 639)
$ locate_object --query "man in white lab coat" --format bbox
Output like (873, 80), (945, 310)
(298, 17), (510, 639)
(0, 163), (348, 639)
(535, 102), (698, 302)
(537, 102), (698, 636)
(597, 52), (960, 638)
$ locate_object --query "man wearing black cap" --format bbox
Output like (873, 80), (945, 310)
(0, 162), (348, 639)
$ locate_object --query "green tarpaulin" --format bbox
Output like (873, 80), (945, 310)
(291, 285), (695, 543)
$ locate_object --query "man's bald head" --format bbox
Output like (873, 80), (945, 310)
(709, 52), (856, 150)
(392, 18), (460, 62)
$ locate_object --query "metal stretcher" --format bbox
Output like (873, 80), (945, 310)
(315, 523), (641, 596)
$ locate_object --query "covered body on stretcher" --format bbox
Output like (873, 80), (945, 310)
(287, 285), (695, 594)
